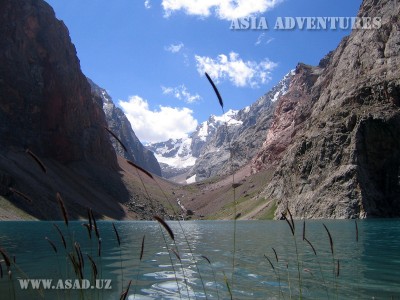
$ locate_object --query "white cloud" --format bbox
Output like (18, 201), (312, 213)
(144, 0), (151, 9)
(162, 0), (282, 20)
(119, 96), (198, 143)
(164, 43), (184, 53)
(161, 85), (202, 104)
(195, 52), (277, 88)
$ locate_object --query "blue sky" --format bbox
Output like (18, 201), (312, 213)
(44, 0), (361, 143)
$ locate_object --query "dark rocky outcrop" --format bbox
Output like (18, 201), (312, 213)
(88, 79), (162, 176)
(0, 0), (169, 220)
(0, 0), (116, 166)
(254, 0), (400, 218)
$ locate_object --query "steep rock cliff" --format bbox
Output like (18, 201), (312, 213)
(254, 0), (400, 218)
(88, 79), (162, 176)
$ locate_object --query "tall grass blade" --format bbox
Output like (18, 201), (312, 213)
(264, 254), (275, 270)
(272, 247), (279, 262)
(98, 238), (102, 257)
(205, 72), (224, 111)
(88, 208), (93, 231)
(120, 280), (132, 300)
(0, 248), (11, 271)
(154, 216), (175, 240)
(8, 188), (33, 203)
(91, 210), (100, 239)
(53, 224), (66, 249)
(304, 237), (317, 255)
(127, 160), (154, 179)
(45, 237), (58, 253)
(140, 235), (145, 261)
(281, 213), (294, 236)
(82, 223), (92, 239)
(112, 223), (121, 246)
(336, 260), (340, 277)
(323, 223), (334, 255)
(355, 220), (359, 243)
(56, 192), (69, 227)
(25, 148), (47, 173)
(223, 272), (233, 300)
(87, 254), (98, 279)
(104, 126), (128, 152)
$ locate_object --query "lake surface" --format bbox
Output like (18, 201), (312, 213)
(0, 220), (399, 299)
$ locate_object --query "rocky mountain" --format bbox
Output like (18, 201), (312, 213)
(252, 0), (400, 219)
(88, 79), (162, 176)
(148, 71), (293, 183)
(146, 109), (241, 181)
(0, 0), (170, 220)
(188, 71), (294, 182)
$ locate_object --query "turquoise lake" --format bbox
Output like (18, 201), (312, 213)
(0, 220), (399, 299)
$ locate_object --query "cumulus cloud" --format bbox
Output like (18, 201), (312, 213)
(195, 52), (277, 88)
(164, 43), (184, 53)
(162, 0), (282, 20)
(144, 0), (151, 9)
(119, 96), (198, 143)
(161, 85), (202, 104)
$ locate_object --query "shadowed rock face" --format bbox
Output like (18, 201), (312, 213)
(88, 79), (162, 176)
(254, 0), (400, 218)
(0, 0), (117, 167)
(0, 0), (135, 220)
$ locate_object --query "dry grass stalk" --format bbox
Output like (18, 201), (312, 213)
(171, 248), (181, 262)
(9, 187), (33, 203)
(201, 255), (211, 264)
(0, 261), (3, 278)
(0, 248), (11, 271)
(98, 238), (102, 257)
(336, 260), (340, 277)
(205, 72), (224, 111)
(323, 223), (334, 255)
(304, 237), (317, 255)
(90, 209), (100, 239)
(272, 248), (279, 262)
(287, 208), (295, 232)
(53, 224), (66, 249)
(120, 280), (132, 300)
(104, 127), (128, 152)
(355, 220), (359, 242)
(112, 223), (121, 247)
(87, 254), (98, 279)
(68, 253), (82, 279)
(56, 192), (69, 226)
(126, 160), (154, 179)
(264, 254), (275, 270)
(281, 212), (294, 236)
(45, 237), (57, 253)
(74, 242), (84, 271)
(302, 220), (306, 241)
(82, 223), (92, 239)
(88, 208), (93, 231)
(25, 148), (47, 173)
(140, 235), (145, 261)
(154, 215), (175, 241)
